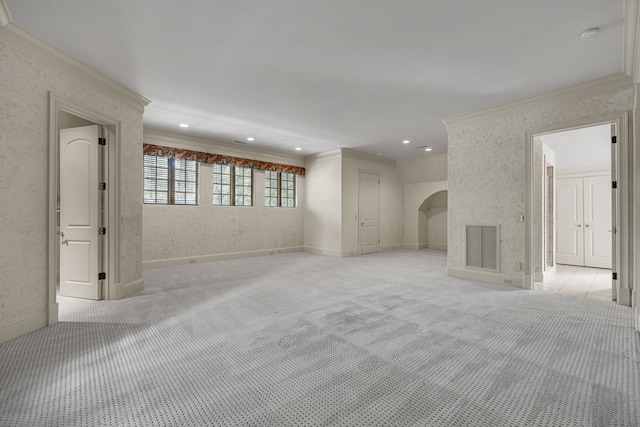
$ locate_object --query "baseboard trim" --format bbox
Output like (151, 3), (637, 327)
(381, 244), (404, 252)
(0, 312), (48, 344)
(304, 246), (347, 257)
(447, 268), (524, 289)
(427, 243), (447, 250)
(534, 272), (543, 283)
(115, 279), (144, 300)
(617, 287), (632, 307)
(145, 246), (305, 270)
(635, 308), (639, 332)
(403, 243), (421, 250)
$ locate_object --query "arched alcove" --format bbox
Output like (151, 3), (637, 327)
(418, 190), (448, 250)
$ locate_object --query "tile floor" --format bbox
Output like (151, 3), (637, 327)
(534, 264), (613, 301)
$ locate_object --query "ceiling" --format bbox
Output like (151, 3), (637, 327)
(5, 0), (623, 159)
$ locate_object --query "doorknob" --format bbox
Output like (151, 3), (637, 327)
(577, 224), (582, 227)
(361, 223), (365, 226)
(585, 224), (590, 228)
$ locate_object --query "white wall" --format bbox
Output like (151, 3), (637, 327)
(446, 81), (633, 287)
(142, 130), (305, 267)
(422, 191), (448, 250)
(303, 150), (343, 256)
(341, 150), (403, 254)
(0, 24), (146, 342)
(396, 153), (447, 183)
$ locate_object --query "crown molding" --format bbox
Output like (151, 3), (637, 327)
(143, 128), (305, 166)
(340, 148), (397, 166)
(0, 0), (11, 27)
(443, 73), (633, 129)
(624, 0), (640, 82)
(0, 23), (149, 113)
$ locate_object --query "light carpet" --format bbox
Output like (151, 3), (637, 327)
(1, 250), (639, 426)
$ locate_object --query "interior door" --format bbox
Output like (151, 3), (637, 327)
(584, 175), (612, 268)
(555, 177), (583, 265)
(60, 125), (102, 300)
(358, 171), (380, 255)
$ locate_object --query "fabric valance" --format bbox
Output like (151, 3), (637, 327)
(143, 144), (305, 176)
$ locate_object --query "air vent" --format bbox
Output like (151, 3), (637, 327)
(465, 225), (499, 271)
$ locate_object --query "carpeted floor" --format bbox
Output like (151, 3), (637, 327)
(1, 249), (639, 426)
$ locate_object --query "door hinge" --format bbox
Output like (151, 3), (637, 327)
(613, 272), (618, 280)
(99, 272), (106, 280)
(98, 137), (106, 146)
(99, 182), (106, 190)
(99, 227), (106, 235)
(612, 136), (617, 144)
(612, 181), (617, 189)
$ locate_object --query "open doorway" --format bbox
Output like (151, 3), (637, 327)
(532, 123), (615, 301)
(48, 94), (122, 325)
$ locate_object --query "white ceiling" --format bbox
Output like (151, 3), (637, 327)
(5, 0), (623, 159)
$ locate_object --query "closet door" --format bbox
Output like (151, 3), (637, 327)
(583, 175), (612, 268)
(555, 178), (584, 265)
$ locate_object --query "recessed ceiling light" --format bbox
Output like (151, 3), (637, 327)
(179, 123), (189, 128)
(402, 140), (410, 144)
(425, 147), (433, 152)
(295, 147), (302, 151)
(580, 27), (599, 40)
(247, 137), (255, 141)
(377, 152), (383, 156)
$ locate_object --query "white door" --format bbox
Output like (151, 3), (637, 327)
(60, 125), (102, 300)
(555, 178), (583, 265)
(583, 175), (612, 268)
(358, 171), (380, 254)
(555, 175), (611, 268)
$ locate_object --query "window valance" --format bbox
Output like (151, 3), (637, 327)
(143, 144), (305, 176)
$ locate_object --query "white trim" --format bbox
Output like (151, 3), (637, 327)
(144, 246), (305, 270)
(0, 312), (47, 344)
(304, 149), (342, 163)
(115, 279), (145, 300)
(555, 167), (610, 178)
(617, 287), (632, 306)
(0, 0), (12, 27)
(427, 242), (448, 250)
(624, 0), (640, 82)
(341, 148), (397, 166)
(144, 128), (304, 166)
(525, 113), (632, 307)
(0, 25), (149, 113)
(380, 244), (404, 252)
(447, 268), (525, 289)
(303, 246), (343, 257)
(49, 93), (127, 326)
(443, 74), (633, 129)
(404, 243), (426, 250)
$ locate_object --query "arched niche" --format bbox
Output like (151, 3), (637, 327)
(418, 190), (448, 250)
(403, 181), (447, 250)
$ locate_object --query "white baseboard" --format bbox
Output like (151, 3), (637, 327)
(0, 312), (48, 344)
(534, 272), (543, 283)
(145, 246), (305, 270)
(380, 244), (404, 252)
(403, 243), (421, 250)
(616, 287), (632, 307)
(447, 268), (525, 289)
(115, 279), (144, 299)
(635, 308), (639, 332)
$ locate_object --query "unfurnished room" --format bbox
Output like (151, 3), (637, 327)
(1, 1), (640, 426)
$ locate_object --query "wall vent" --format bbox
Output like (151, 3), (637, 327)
(465, 225), (500, 271)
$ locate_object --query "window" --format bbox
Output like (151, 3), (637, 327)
(265, 170), (296, 207)
(144, 155), (198, 205)
(213, 164), (253, 206)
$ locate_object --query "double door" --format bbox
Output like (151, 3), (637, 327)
(555, 175), (611, 268)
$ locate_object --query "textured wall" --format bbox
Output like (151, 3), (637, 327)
(396, 153), (447, 184)
(0, 32), (144, 329)
(341, 152), (403, 254)
(303, 151), (343, 256)
(446, 88), (633, 281)
(142, 132), (305, 262)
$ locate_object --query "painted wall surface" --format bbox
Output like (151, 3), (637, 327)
(446, 88), (634, 283)
(143, 131), (305, 263)
(403, 182), (448, 248)
(396, 153), (447, 183)
(341, 150), (403, 254)
(0, 30), (145, 332)
(303, 151), (342, 256)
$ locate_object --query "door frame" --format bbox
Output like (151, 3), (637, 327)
(48, 93), (122, 325)
(525, 112), (631, 306)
